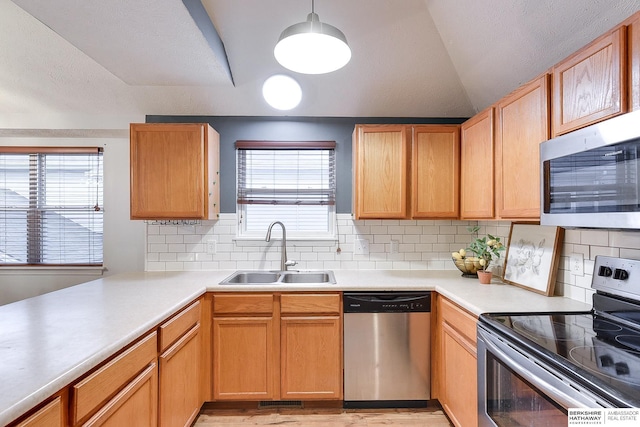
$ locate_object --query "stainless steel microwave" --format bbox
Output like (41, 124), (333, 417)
(540, 111), (640, 229)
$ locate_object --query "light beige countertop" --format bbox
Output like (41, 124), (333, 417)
(0, 269), (591, 426)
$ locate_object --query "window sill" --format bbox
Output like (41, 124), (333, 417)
(0, 266), (106, 276)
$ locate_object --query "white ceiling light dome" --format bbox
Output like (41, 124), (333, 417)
(262, 74), (302, 110)
(274, 1), (351, 74)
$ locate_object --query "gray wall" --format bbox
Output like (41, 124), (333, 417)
(147, 116), (466, 213)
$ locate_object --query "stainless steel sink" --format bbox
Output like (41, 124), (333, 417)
(219, 270), (336, 285)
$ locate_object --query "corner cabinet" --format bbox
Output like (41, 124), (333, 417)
(433, 294), (478, 427)
(495, 74), (550, 220)
(130, 123), (220, 220)
(552, 27), (627, 136)
(353, 124), (460, 219)
(460, 108), (494, 219)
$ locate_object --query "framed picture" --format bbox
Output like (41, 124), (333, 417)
(502, 223), (564, 296)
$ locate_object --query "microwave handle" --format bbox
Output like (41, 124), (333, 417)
(479, 328), (602, 410)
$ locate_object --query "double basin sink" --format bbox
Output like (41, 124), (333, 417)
(220, 270), (336, 285)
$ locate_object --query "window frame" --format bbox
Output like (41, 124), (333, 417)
(0, 146), (104, 267)
(235, 140), (337, 241)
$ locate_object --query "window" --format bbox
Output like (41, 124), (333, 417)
(236, 141), (336, 239)
(0, 147), (103, 266)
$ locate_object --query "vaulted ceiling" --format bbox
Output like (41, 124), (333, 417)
(3, 0), (640, 122)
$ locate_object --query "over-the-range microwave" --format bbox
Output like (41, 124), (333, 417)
(540, 110), (640, 229)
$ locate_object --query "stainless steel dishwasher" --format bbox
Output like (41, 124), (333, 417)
(343, 292), (431, 408)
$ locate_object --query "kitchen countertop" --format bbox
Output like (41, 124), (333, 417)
(0, 269), (591, 425)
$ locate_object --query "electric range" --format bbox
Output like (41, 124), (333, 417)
(477, 256), (640, 425)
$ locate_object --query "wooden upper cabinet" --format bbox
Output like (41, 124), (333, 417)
(495, 75), (550, 220)
(130, 123), (220, 220)
(460, 108), (494, 219)
(552, 27), (627, 136)
(629, 13), (640, 111)
(412, 126), (460, 219)
(353, 125), (410, 219)
(353, 124), (460, 220)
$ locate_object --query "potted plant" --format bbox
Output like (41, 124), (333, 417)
(465, 226), (505, 284)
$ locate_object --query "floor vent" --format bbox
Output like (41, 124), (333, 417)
(258, 400), (304, 409)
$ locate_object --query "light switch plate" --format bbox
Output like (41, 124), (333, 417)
(570, 253), (584, 276)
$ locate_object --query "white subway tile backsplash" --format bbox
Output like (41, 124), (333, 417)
(144, 214), (636, 304)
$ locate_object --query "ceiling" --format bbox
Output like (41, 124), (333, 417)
(3, 0), (640, 121)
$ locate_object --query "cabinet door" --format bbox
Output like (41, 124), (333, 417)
(159, 324), (201, 427)
(441, 324), (477, 427)
(83, 363), (158, 427)
(630, 14), (640, 111)
(552, 28), (627, 136)
(434, 296), (478, 427)
(130, 123), (219, 220)
(212, 317), (275, 400)
(353, 125), (410, 219)
(460, 108), (494, 219)
(495, 75), (550, 219)
(280, 316), (342, 400)
(412, 126), (460, 219)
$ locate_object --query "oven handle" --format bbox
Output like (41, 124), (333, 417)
(479, 327), (599, 410)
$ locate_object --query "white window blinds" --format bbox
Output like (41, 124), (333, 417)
(0, 147), (104, 266)
(236, 141), (336, 238)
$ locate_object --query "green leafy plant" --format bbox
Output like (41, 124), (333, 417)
(466, 226), (505, 271)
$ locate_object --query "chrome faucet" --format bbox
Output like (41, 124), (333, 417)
(265, 221), (297, 271)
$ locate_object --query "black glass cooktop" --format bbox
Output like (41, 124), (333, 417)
(481, 311), (640, 408)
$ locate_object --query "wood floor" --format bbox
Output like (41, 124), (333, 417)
(194, 407), (453, 426)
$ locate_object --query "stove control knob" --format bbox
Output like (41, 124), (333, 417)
(613, 268), (629, 280)
(598, 266), (613, 277)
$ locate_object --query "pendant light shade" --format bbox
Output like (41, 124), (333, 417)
(274, 2), (351, 74)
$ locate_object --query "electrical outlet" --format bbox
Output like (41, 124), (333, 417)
(390, 239), (399, 254)
(206, 239), (217, 254)
(354, 238), (370, 255)
(570, 253), (584, 276)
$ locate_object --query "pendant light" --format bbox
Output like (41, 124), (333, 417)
(274, 0), (351, 74)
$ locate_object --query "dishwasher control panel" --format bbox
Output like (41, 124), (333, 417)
(343, 292), (431, 313)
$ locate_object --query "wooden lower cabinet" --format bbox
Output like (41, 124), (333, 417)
(212, 316), (276, 400)
(71, 333), (158, 426)
(159, 324), (202, 427)
(434, 295), (478, 427)
(82, 363), (158, 427)
(212, 292), (342, 402)
(12, 396), (65, 427)
(280, 316), (342, 399)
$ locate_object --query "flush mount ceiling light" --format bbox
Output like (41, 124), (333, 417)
(274, 0), (351, 74)
(262, 74), (302, 110)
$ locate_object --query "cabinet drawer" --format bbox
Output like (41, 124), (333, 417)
(159, 300), (201, 352)
(213, 294), (273, 314)
(440, 298), (477, 344)
(72, 332), (157, 424)
(281, 294), (341, 315)
(14, 396), (63, 427)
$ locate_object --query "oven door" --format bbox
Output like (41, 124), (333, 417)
(477, 324), (605, 427)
